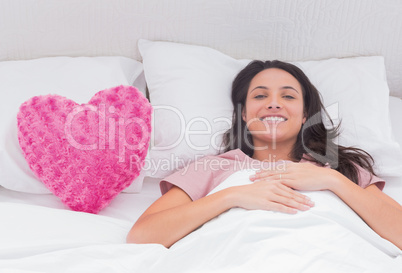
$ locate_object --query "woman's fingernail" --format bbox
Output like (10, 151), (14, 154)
(249, 175), (256, 180)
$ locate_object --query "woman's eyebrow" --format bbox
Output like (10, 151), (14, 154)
(251, 85), (299, 93)
(250, 86), (268, 93)
(281, 86), (299, 93)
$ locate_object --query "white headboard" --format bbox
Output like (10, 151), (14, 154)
(1, 0), (401, 98)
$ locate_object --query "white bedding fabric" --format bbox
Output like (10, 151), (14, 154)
(0, 170), (401, 273)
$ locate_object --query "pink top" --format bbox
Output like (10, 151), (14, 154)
(160, 149), (385, 201)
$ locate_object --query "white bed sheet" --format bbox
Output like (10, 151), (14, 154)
(0, 171), (401, 273)
(0, 176), (162, 224)
(0, 168), (401, 272)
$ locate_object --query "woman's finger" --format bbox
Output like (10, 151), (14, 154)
(276, 183), (312, 203)
(266, 202), (298, 214)
(266, 193), (311, 213)
(275, 195), (312, 211)
(252, 174), (312, 203)
(274, 184), (314, 208)
(254, 180), (314, 209)
(250, 170), (282, 181)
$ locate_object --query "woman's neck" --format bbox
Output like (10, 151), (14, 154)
(251, 142), (295, 162)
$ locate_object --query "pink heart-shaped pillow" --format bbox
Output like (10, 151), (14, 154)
(17, 85), (152, 213)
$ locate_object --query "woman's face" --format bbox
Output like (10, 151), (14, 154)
(242, 68), (306, 149)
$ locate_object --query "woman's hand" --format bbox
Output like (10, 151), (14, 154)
(228, 178), (315, 214)
(249, 162), (339, 192)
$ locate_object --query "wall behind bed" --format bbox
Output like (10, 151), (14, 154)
(1, 0), (401, 97)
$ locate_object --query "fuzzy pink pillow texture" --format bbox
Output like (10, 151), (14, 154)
(17, 85), (152, 213)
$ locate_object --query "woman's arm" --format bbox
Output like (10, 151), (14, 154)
(126, 186), (234, 248)
(251, 162), (402, 249)
(127, 180), (314, 248)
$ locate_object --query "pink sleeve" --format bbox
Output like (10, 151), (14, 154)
(159, 156), (216, 201)
(356, 164), (385, 190)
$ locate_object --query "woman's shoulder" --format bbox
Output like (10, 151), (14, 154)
(160, 149), (251, 200)
(353, 163), (385, 190)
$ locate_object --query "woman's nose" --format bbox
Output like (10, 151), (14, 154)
(266, 98), (282, 109)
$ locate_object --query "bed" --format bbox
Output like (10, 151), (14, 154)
(1, 0), (402, 272)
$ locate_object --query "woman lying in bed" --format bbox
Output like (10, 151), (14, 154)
(126, 60), (402, 249)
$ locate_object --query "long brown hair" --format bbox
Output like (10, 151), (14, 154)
(221, 60), (376, 184)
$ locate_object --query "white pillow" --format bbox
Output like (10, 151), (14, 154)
(0, 56), (147, 193)
(139, 39), (402, 179)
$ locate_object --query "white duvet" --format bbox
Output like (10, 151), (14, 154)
(1, 170), (401, 273)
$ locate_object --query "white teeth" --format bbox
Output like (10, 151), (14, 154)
(260, 116), (286, 122)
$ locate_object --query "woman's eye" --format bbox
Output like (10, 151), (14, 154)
(283, 95), (295, 99)
(254, 95), (266, 99)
